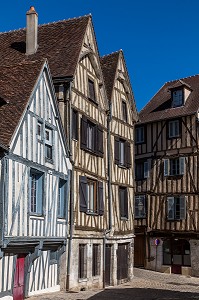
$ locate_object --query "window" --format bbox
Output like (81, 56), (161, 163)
(163, 239), (190, 266)
(58, 179), (67, 218)
(122, 101), (128, 122)
(135, 195), (146, 218)
(172, 89), (183, 107)
(167, 196), (186, 220)
(45, 127), (53, 160)
(135, 160), (150, 180)
(79, 244), (87, 279)
(115, 137), (131, 168)
(164, 157), (185, 176)
(37, 122), (42, 141)
(168, 119), (181, 138)
(119, 187), (128, 219)
(79, 176), (104, 215)
(92, 244), (100, 276)
(135, 126), (144, 144)
(29, 169), (43, 214)
(72, 109), (78, 140)
(80, 116), (103, 157)
(88, 78), (96, 103)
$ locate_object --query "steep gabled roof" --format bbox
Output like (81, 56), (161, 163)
(0, 60), (46, 147)
(0, 15), (90, 78)
(100, 51), (120, 101)
(139, 74), (199, 124)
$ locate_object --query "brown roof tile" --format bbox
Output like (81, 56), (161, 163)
(0, 60), (46, 147)
(0, 15), (90, 78)
(100, 51), (120, 101)
(139, 75), (199, 124)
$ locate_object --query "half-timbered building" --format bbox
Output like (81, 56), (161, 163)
(101, 51), (137, 285)
(0, 7), (137, 291)
(0, 59), (71, 299)
(134, 75), (199, 276)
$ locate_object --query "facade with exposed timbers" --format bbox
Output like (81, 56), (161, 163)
(0, 60), (71, 299)
(134, 75), (199, 277)
(0, 6), (138, 298)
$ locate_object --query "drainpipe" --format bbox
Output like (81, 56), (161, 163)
(103, 102), (113, 289)
(66, 80), (74, 291)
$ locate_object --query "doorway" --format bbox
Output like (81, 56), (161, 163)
(134, 235), (145, 267)
(13, 255), (25, 300)
(105, 244), (112, 286)
(117, 243), (129, 281)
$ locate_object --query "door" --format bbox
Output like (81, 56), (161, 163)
(134, 235), (145, 267)
(117, 243), (129, 281)
(13, 255), (25, 300)
(105, 244), (111, 286)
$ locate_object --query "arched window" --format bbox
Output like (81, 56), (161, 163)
(163, 239), (190, 266)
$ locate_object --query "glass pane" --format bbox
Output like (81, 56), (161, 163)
(183, 255), (191, 266)
(163, 253), (171, 265)
(173, 255), (182, 265)
(120, 141), (125, 165)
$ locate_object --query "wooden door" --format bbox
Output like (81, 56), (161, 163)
(134, 235), (145, 267)
(117, 243), (128, 281)
(171, 265), (182, 274)
(13, 256), (25, 300)
(105, 245), (111, 286)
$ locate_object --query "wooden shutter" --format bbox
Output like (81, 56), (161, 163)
(114, 137), (120, 165)
(180, 196), (186, 219)
(179, 157), (185, 175)
(125, 141), (131, 168)
(36, 173), (43, 214)
(144, 161), (149, 178)
(96, 125), (104, 157)
(124, 188), (128, 218)
(80, 116), (87, 150)
(79, 176), (88, 212)
(88, 79), (96, 102)
(164, 159), (170, 176)
(98, 181), (104, 215)
(167, 197), (174, 220)
(72, 109), (78, 140)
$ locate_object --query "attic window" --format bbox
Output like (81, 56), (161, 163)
(172, 89), (183, 107)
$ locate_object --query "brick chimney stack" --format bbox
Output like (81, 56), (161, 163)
(26, 6), (38, 55)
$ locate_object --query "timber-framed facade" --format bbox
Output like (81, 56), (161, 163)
(134, 75), (199, 276)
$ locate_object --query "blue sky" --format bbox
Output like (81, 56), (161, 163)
(1, 0), (199, 111)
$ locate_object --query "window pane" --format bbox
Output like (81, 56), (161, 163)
(120, 141), (125, 165)
(58, 179), (66, 218)
(31, 174), (37, 213)
(122, 101), (127, 122)
(45, 144), (52, 160)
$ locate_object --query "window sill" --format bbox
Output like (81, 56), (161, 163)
(167, 136), (181, 140)
(45, 158), (54, 164)
(86, 211), (99, 216)
(135, 216), (146, 219)
(78, 278), (88, 283)
(57, 216), (66, 220)
(167, 219), (185, 222)
(29, 213), (44, 218)
(165, 175), (183, 179)
(120, 217), (129, 221)
(135, 141), (145, 145)
(118, 164), (127, 169)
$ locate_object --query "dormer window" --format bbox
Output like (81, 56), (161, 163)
(172, 89), (183, 107)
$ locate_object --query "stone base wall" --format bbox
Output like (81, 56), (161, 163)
(190, 240), (199, 277)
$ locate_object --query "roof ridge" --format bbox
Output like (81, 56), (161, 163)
(101, 49), (122, 59)
(166, 73), (199, 84)
(0, 14), (91, 35)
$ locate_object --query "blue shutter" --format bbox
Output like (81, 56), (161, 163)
(167, 197), (174, 220)
(36, 173), (43, 214)
(179, 157), (185, 175)
(164, 159), (169, 176)
(180, 196), (186, 220)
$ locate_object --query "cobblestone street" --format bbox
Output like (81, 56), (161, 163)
(30, 268), (199, 300)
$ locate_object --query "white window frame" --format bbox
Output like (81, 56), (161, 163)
(45, 127), (53, 160)
(58, 178), (67, 218)
(29, 169), (43, 215)
(168, 119), (180, 138)
(164, 157), (185, 176)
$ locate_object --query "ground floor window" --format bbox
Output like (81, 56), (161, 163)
(78, 244), (87, 279)
(163, 238), (191, 266)
(92, 244), (100, 276)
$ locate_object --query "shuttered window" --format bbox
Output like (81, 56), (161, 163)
(135, 160), (150, 180)
(79, 244), (87, 279)
(167, 196), (186, 220)
(72, 109), (78, 140)
(79, 176), (104, 215)
(115, 137), (131, 168)
(30, 169), (43, 215)
(164, 157), (185, 176)
(92, 244), (100, 276)
(135, 195), (146, 218)
(88, 79), (96, 103)
(119, 187), (128, 219)
(80, 116), (103, 157)
(58, 178), (67, 218)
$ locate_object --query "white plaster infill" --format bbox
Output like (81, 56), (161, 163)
(28, 285), (60, 297)
(0, 297), (13, 300)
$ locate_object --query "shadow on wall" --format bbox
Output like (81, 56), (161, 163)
(87, 288), (199, 300)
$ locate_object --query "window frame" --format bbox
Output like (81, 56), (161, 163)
(135, 126), (145, 144)
(135, 195), (146, 219)
(78, 244), (87, 279)
(122, 100), (128, 122)
(92, 244), (100, 277)
(72, 109), (78, 140)
(58, 178), (67, 219)
(119, 186), (128, 220)
(29, 169), (44, 216)
(167, 196), (186, 221)
(172, 89), (184, 108)
(88, 78), (97, 103)
(164, 157), (185, 177)
(168, 119), (181, 139)
(135, 160), (150, 180)
(45, 127), (53, 161)
(87, 178), (98, 214)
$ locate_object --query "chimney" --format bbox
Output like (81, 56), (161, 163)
(26, 6), (38, 55)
